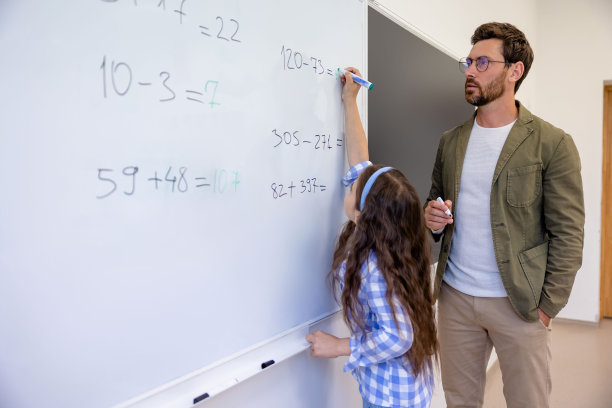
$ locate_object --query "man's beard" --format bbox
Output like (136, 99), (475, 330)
(464, 71), (505, 106)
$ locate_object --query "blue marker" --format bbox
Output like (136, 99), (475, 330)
(436, 197), (452, 217)
(337, 68), (374, 90)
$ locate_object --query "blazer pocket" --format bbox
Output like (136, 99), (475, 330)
(518, 241), (549, 306)
(507, 163), (543, 207)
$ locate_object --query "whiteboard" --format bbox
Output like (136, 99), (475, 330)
(0, 1), (366, 407)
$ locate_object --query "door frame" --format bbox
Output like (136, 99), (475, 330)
(601, 85), (612, 319)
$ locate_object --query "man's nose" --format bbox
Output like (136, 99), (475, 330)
(464, 62), (478, 77)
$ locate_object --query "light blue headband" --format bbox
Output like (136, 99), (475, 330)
(360, 167), (393, 211)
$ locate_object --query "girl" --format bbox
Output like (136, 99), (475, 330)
(306, 68), (438, 408)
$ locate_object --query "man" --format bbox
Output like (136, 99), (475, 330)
(424, 23), (584, 407)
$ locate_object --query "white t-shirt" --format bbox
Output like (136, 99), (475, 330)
(443, 119), (516, 297)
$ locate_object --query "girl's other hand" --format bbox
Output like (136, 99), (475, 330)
(305, 330), (350, 358)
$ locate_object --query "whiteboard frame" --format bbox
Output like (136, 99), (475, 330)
(115, 310), (342, 408)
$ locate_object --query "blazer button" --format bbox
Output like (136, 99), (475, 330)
(443, 245), (449, 252)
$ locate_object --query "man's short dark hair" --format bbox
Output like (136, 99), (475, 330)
(471, 22), (534, 93)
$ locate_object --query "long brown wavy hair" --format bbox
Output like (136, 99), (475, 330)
(330, 164), (438, 376)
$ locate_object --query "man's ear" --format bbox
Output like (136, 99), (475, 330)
(509, 61), (525, 85)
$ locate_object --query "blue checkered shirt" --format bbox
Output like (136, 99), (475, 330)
(339, 163), (434, 408)
(342, 161), (373, 187)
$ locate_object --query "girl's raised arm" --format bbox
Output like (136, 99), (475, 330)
(340, 67), (369, 168)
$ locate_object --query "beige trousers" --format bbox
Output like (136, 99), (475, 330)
(438, 282), (552, 408)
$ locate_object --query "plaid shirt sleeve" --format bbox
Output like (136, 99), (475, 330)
(344, 256), (414, 371)
(342, 161), (373, 187)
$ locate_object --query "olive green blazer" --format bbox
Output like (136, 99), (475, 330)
(427, 101), (584, 321)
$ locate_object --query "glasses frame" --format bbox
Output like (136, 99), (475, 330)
(459, 56), (511, 73)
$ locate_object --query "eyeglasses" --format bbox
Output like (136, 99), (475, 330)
(459, 56), (510, 73)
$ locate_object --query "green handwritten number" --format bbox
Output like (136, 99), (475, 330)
(213, 169), (228, 193)
(232, 171), (240, 192)
(204, 80), (221, 108)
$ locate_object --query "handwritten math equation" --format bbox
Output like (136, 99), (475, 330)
(100, 0), (242, 44)
(280, 45), (336, 77)
(96, 165), (239, 199)
(100, 56), (221, 107)
(272, 129), (343, 151)
(96, 2), (341, 204)
(270, 177), (327, 200)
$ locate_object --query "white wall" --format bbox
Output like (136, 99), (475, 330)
(533, 0), (612, 322)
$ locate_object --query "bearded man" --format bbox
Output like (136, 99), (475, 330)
(424, 22), (584, 408)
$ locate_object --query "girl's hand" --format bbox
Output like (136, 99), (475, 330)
(305, 330), (350, 358)
(340, 67), (362, 103)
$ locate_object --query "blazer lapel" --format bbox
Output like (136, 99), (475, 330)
(454, 114), (475, 204)
(492, 102), (534, 184)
